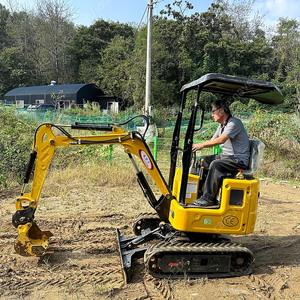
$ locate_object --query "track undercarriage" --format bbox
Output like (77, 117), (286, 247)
(118, 213), (254, 283)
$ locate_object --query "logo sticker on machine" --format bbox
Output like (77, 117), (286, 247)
(222, 215), (239, 227)
(139, 150), (153, 170)
(203, 218), (212, 226)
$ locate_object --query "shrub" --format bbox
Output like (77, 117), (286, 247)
(0, 108), (37, 189)
(248, 109), (300, 180)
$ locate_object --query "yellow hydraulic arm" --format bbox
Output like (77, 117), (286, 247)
(12, 121), (172, 257)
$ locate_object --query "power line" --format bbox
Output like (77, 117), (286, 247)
(138, 0), (167, 30)
(154, 0), (166, 5)
(138, 5), (148, 29)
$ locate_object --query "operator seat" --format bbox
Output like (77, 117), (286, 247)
(214, 138), (265, 207)
(243, 139), (265, 177)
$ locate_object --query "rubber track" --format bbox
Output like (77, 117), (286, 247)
(133, 212), (160, 222)
(145, 240), (254, 279)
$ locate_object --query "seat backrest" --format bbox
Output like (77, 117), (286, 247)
(243, 139), (265, 177)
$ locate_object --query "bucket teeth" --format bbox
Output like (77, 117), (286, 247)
(49, 239), (59, 245)
(43, 231), (54, 238)
(31, 245), (52, 256)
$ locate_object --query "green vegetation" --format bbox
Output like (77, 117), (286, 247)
(1, 107), (300, 191)
(248, 110), (300, 179)
(1, 1), (300, 189)
(0, 108), (37, 188)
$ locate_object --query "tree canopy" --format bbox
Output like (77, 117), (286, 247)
(1, 0), (300, 113)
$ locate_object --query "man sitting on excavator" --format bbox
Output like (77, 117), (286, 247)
(192, 99), (250, 207)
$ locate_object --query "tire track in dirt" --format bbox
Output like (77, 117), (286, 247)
(143, 274), (175, 300)
(0, 214), (177, 300)
(246, 274), (288, 300)
(115, 262), (176, 300)
(0, 216), (127, 298)
(28, 215), (129, 253)
(0, 262), (125, 298)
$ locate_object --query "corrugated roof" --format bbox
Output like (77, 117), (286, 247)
(5, 84), (93, 97)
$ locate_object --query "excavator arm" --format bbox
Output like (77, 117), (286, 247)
(12, 120), (172, 257)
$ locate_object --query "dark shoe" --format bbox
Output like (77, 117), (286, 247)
(193, 196), (215, 207)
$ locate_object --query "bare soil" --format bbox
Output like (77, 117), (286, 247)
(1, 180), (300, 300)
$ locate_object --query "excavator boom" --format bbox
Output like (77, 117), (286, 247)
(12, 119), (171, 257)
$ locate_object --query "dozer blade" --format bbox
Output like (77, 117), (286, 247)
(14, 221), (54, 257)
(116, 228), (149, 284)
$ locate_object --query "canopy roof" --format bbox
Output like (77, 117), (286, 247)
(180, 73), (283, 105)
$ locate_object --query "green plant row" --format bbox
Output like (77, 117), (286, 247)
(2, 108), (300, 191)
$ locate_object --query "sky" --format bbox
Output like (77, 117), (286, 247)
(3, 0), (300, 28)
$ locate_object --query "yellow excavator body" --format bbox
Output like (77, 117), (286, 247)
(171, 168), (259, 234)
(12, 73), (284, 281)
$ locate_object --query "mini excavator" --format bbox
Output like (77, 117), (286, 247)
(12, 73), (283, 283)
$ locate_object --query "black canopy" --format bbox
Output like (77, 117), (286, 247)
(180, 73), (283, 105)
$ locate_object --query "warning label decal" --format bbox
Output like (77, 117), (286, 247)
(139, 150), (153, 170)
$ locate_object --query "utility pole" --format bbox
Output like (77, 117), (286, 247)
(145, 0), (153, 117)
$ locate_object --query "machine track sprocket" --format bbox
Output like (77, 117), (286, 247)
(132, 212), (161, 236)
(144, 240), (254, 279)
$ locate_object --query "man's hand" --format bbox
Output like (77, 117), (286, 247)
(192, 143), (204, 152)
(192, 135), (229, 152)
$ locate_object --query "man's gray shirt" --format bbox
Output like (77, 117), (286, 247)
(212, 116), (250, 166)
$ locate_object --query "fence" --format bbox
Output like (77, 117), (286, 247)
(16, 108), (221, 151)
(16, 110), (221, 172)
(16, 110), (146, 130)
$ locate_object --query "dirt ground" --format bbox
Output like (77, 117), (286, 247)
(1, 180), (300, 300)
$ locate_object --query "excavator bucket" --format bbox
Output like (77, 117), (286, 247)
(14, 221), (55, 257)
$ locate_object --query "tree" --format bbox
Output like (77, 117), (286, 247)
(159, 0), (194, 24)
(99, 35), (135, 104)
(272, 18), (300, 81)
(69, 19), (135, 82)
(0, 47), (36, 97)
(178, 1), (233, 80)
(271, 18), (300, 113)
(33, 0), (77, 84)
(7, 10), (45, 84)
(0, 4), (11, 50)
(222, 0), (265, 42)
(129, 18), (184, 109)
